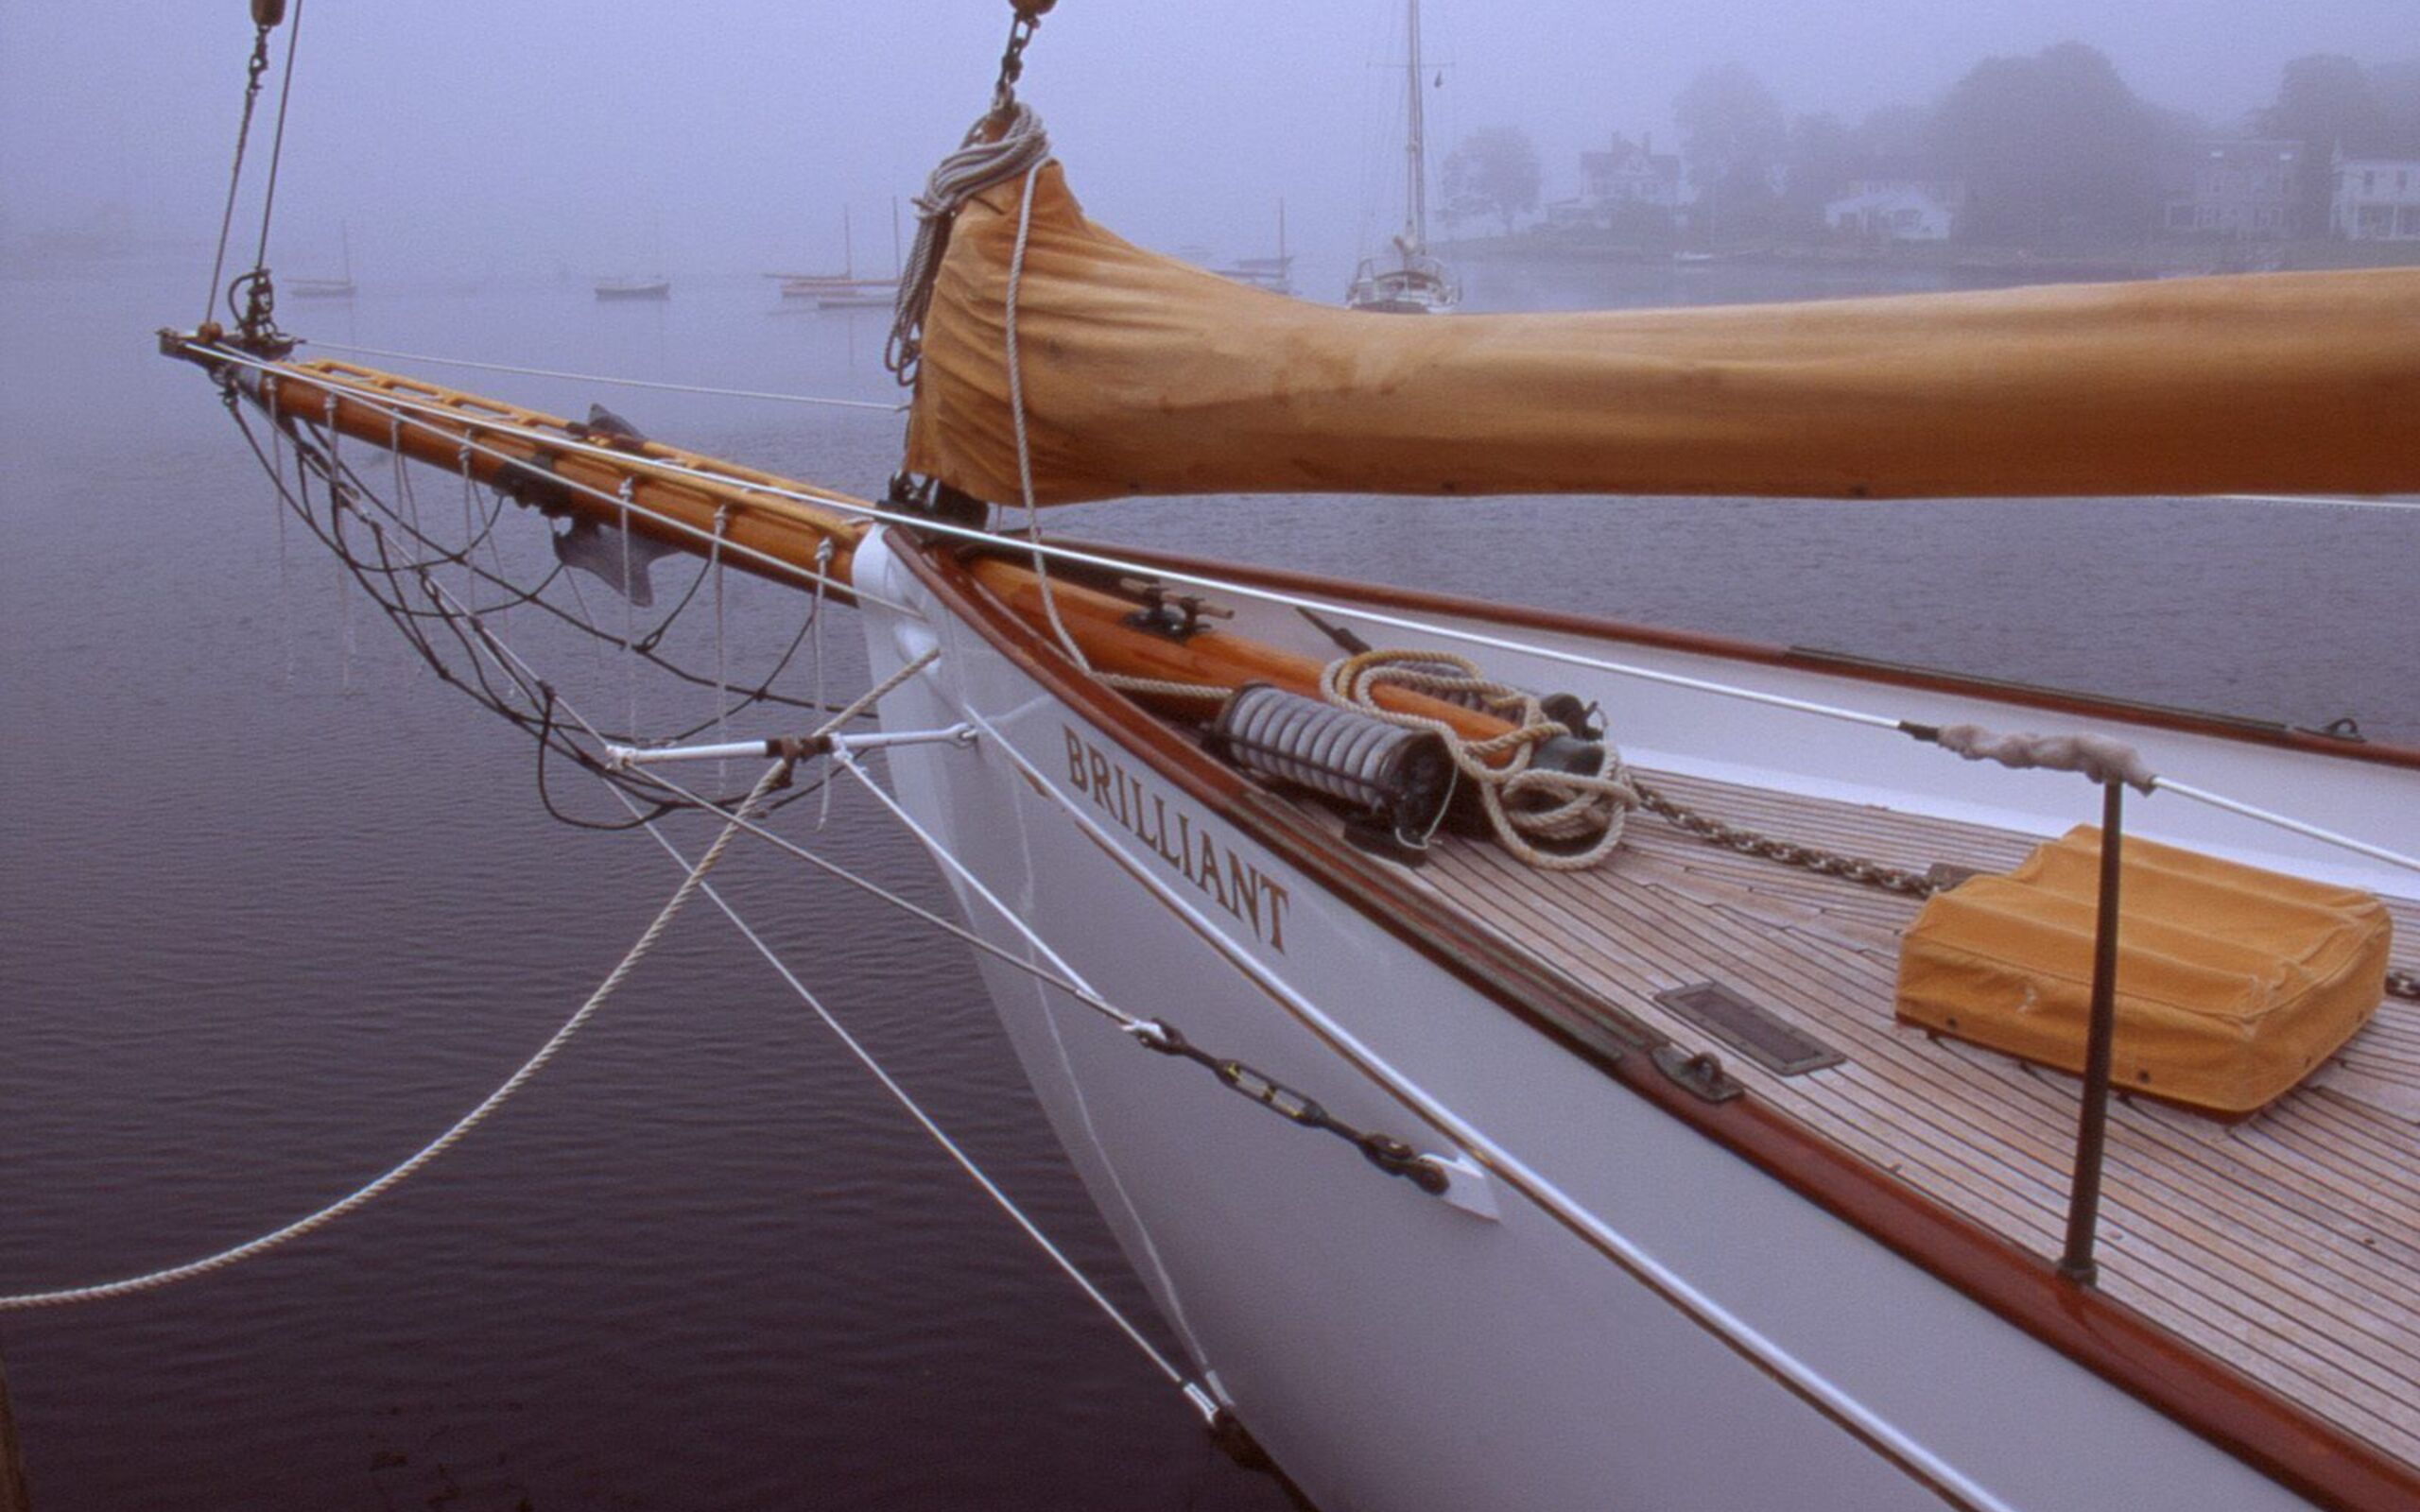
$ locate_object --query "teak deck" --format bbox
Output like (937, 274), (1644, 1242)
(1368, 769), (2420, 1470)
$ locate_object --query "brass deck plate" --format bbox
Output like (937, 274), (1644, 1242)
(1654, 981), (1844, 1077)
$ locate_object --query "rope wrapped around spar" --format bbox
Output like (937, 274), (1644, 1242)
(1318, 649), (1637, 870)
(889, 103), (1052, 385)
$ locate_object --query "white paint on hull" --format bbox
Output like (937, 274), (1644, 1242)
(851, 528), (2335, 1512)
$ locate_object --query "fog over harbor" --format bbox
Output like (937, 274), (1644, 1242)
(4, 2), (2415, 284)
(2, 6), (2417, 1512)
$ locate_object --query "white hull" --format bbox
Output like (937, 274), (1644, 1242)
(850, 529), (2364, 1512)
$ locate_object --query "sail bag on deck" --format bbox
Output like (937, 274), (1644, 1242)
(1896, 827), (2391, 1117)
(904, 164), (2420, 505)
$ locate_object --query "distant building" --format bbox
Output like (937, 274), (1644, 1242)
(1824, 181), (1962, 242)
(1834, 176), (1967, 211)
(2333, 154), (2420, 241)
(2161, 139), (2305, 239)
(1546, 132), (1682, 231)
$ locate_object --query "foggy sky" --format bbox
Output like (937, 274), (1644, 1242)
(3, 1), (2413, 281)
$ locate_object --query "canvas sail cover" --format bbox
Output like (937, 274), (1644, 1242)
(903, 164), (2420, 505)
(1896, 827), (2389, 1117)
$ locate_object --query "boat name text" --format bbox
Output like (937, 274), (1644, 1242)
(1063, 727), (1291, 954)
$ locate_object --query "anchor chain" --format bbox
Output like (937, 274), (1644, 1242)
(991, 3), (1054, 115)
(201, 16), (279, 332)
(1634, 782), (1945, 897)
(1641, 790), (2420, 1007)
(1132, 1022), (1448, 1194)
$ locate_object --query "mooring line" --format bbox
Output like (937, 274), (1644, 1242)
(0, 758), (788, 1313)
(606, 783), (1210, 1415)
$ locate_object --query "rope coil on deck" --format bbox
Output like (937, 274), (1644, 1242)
(1319, 649), (1636, 870)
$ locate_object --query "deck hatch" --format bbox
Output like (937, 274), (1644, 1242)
(1655, 981), (1844, 1077)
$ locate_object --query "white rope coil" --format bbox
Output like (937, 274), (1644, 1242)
(1320, 649), (1637, 871)
(889, 103), (1052, 385)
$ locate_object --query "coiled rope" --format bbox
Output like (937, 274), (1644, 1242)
(887, 103), (1052, 386)
(1320, 650), (1638, 870)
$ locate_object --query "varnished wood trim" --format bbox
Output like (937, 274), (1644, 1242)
(1091, 541), (2420, 772)
(900, 537), (2420, 1512)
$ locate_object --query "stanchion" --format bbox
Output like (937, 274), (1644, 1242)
(2058, 780), (2127, 1284)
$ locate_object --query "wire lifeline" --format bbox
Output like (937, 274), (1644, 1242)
(202, 347), (2420, 879)
(599, 781), (1209, 1413)
(202, 17), (276, 328)
(0, 756), (791, 1314)
(246, 0), (303, 280)
(297, 342), (908, 414)
(301, 380), (2370, 771)
(951, 700), (2029, 1512)
(205, 349), (906, 613)
(824, 747), (1447, 1194)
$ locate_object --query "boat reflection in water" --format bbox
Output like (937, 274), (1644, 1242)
(143, 4), (2420, 1510)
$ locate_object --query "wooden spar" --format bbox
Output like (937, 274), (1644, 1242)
(970, 558), (1524, 745)
(166, 343), (871, 604)
(164, 340), (1529, 747)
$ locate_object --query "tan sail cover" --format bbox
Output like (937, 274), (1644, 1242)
(1896, 827), (2390, 1117)
(904, 164), (2420, 504)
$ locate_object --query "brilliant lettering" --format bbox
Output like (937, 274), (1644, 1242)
(1062, 726), (1291, 953)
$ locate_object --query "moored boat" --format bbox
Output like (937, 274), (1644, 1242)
(594, 276), (671, 301)
(99, 4), (2420, 1508)
(1346, 0), (1458, 314)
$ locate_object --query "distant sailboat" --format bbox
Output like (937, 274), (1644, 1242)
(1346, 0), (1458, 314)
(777, 204), (903, 306)
(597, 216), (672, 301)
(288, 221), (356, 300)
(1214, 199), (1296, 296)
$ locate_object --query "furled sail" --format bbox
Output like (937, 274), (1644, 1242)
(903, 163), (2420, 505)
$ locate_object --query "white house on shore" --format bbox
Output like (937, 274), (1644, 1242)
(1824, 180), (1965, 242)
(2334, 155), (2420, 240)
(1545, 132), (1684, 232)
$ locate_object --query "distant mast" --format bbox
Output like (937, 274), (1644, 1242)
(1403, 0), (1428, 257)
(1344, 0), (1458, 313)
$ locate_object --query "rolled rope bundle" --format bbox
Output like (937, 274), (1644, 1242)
(1319, 649), (1637, 871)
(889, 103), (1052, 385)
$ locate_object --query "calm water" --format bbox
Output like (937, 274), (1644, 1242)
(1, 255), (2412, 1512)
